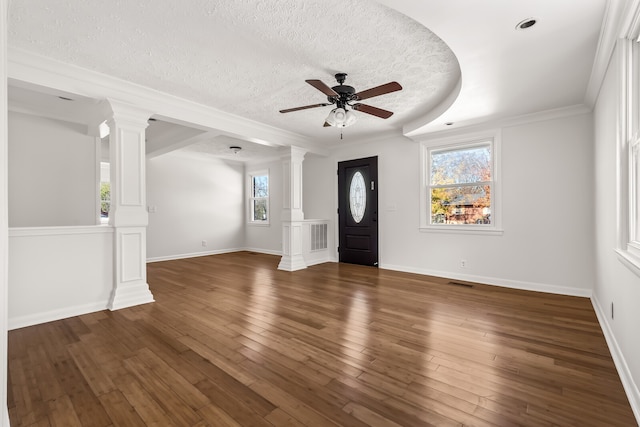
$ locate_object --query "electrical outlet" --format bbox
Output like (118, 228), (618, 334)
(460, 259), (467, 268)
(201, 240), (207, 247)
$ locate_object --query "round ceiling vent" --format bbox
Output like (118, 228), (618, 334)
(516, 18), (537, 30)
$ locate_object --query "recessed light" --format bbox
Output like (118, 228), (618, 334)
(516, 18), (537, 30)
(58, 96), (73, 101)
(148, 118), (157, 122)
(445, 122), (454, 126)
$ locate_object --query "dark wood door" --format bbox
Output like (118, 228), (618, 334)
(338, 156), (378, 266)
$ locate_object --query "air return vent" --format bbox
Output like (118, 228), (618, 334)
(310, 223), (328, 251)
(447, 281), (474, 288)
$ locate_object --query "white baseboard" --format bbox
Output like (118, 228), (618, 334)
(9, 301), (109, 330)
(380, 263), (593, 298)
(243, 247), (282, 256)
(591, 295), (640, 425)
(147, 248), (246, 263)
(306, 257), (335, 267)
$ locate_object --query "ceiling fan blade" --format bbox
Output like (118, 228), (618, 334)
(323, 121), (331, 127)
(279, 103), (330, 113)
(355, 81), (402, 101)
(353, 103), (394, 119)
(306, 79), (339, 97)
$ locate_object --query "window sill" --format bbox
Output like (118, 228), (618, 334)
(420, 226), (504, 236)
(248, 222), (270, 227)
(615, 248), (640, 279)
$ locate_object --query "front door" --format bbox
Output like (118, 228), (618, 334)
(338, 156), (378, 266)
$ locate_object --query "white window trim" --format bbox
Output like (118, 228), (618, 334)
(419, 129), (503, 235)
(615, 31), (640, 277)
(247, 169), (270, 226)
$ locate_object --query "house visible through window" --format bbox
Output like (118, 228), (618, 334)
(420, 131), (501, 233)
(249, 171), (269, 223)
(430, 143), (492, 225)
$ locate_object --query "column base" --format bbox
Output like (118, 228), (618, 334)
(108, 280), (154, 311)
(278, 254), (307, 271)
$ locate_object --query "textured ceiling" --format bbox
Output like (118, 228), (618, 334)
(180, 135), (281, 162)
(8, 0), (460, 145)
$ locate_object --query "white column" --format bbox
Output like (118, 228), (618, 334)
(278, 146), (307, 271)
(104, 100), (155, 310)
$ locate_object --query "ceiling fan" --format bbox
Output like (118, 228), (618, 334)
(279, 73), (402, 128)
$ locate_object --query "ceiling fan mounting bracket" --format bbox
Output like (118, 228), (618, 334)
(330, 73), (356, 106)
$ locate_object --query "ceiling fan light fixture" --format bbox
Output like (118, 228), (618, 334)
(325, 108), (338, 126)
(326, 108), (357, 128)
(333, 108), (347, 124)
(343, 110), (357, 127)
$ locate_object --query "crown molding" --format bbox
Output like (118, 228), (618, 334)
(408, 104), (591, 141)
(7, 47), (322, 153)
(585, 0), (633, 107)
(619, 0), (640, 38)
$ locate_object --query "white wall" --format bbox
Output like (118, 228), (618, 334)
(8, 111), (97, 227)
(146, 151), (245, 261)
(303, 154), (336, 257)
(303, 153), (335, 221)
(316, 113), (595, 296)
(593, 50), (640, 417)
(8, 226), (113, 329)
(244, 158), (283, 255)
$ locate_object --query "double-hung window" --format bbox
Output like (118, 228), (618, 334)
(616, 34), (640, 275)
(420, 131), (502, 234)
(248, 170), (269, 224)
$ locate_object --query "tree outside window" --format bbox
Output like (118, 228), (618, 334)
(99, 162), (110, 223)
(429, 144), (492, 225)
(100, 182), (110, 219)
(249, 172), (269, 223)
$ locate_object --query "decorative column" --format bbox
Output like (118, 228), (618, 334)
(105, 100), (155, 310)
(278, 146), (307, 271)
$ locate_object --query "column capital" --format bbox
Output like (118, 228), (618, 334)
(280, 145), (307, 163)
(101, 99), (154, 129)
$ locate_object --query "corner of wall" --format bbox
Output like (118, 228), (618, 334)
(591, 294), (640, 424)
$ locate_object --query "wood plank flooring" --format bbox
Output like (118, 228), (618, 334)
(7, 251), (637, 426)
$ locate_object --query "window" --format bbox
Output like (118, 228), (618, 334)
(616, 35), (640, 275)
(99, 162), (110, 224)
(420, 131), (502, 234)
(248, 171), (269, 224)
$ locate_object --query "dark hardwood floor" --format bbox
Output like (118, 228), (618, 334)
(7, 252), (637, 426)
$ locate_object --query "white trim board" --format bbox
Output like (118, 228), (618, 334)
(147, 247), (282, 263)
(147, 248), (245, 263)
(8, 301), (109, 331)
(380, 263), (593, 298)
(591, 295), (640, 425)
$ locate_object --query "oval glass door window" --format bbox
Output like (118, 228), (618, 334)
(349, 171), (366, 223)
